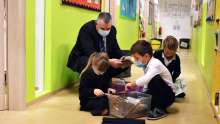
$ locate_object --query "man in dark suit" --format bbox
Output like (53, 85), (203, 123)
(67, 12), (126, 73)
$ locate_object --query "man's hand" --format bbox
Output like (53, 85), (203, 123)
(109, 59), (123, 69)
(125, 82), (137, 92)
(120, 56), (132, 62)
(120, 56), (133, 68)
(94, 89), (104, 97)
(108, 88), (116, 94)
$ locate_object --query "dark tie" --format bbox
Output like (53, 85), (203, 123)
(99, 37), (106, 52)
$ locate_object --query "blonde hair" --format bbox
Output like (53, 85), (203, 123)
(80, 52), (109, 78)
(163, 35), (179, 51)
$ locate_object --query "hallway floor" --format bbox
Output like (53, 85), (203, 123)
(0, 50), (217, 124)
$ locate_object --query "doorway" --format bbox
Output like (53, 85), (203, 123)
(0, 0), (26, 111)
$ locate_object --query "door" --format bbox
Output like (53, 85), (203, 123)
(0, 0), (8, 111)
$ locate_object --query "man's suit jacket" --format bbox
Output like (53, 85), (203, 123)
(67, 20), (124, 73)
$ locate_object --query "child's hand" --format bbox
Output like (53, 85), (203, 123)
(94, 89), (104, 97)
(109, 59), (123, 69)
(108, 88), (116, 94)
(125, 82), (137, 92)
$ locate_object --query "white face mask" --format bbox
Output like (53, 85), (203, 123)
(134, 58), (147, 69)
(98, 28), (111, 37)
(92, 66), (105, 75)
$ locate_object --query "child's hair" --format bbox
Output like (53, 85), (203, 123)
(80, 52), (109, 77)
(163, 35), (179, 51)
(130, 40), (153, 56)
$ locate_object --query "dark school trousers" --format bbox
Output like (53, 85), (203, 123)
(145, 75), (175, 110)
(82, 95), (109, 116)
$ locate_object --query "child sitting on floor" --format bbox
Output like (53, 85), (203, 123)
(153, 35), (185, 98)
(125, 40), (175, 120)
(79, 52), (126, 116)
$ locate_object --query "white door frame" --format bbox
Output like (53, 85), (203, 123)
(103, 0), (116, 25)
(109, 0), (116, 25)
(0, 0), (7, 111)
(104, 0), (110, 12)
(35, 0), (45, 93)
(7, 0), (26, 110)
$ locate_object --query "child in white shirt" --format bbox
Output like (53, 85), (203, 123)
(125, 40), (175, 120)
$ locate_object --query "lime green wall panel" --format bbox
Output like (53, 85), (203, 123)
(25, 0), (36, 103)
(191, 2), (216, 89)
(146, 24), (153, 41)
(49, 0), (99, 91)
(203, 22), (215, 88)
(115, 6), (139, 50)
(45, 0), (52, 92)
(25, 0), (100, 102)
(25, 0), (139, 103)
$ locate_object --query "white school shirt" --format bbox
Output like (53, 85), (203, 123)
(135, 57), (175, 92)
(162, 53), (176, 66)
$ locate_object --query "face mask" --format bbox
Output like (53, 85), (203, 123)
(134, 59), (146, 68)
(98, 29), (111, 37)
(92, 66), (105, 75)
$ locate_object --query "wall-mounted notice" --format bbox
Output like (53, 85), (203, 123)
(62, 0), (102, 11)
(206, 0), (216, 21)
(160, 0), (191, 18)
(159, 0), (192, 39)
(120, 0), (137, 20)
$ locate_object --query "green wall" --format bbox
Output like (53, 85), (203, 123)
(25, 0), (100, 102)
(115, 6), (139, 50)
(47, 0), (99, 92)
(25, 0), (139, 103)
(115, 5), (153, 49)
(191, 2), (216, 89)
(25, 0), (35, 102)
(146, 24), (153, 41)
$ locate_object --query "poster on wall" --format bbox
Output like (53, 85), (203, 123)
(120, 0), (136, 20)
(139, 0), (149, 38)
(198, 0), (203, 25)
(159, 0), (192, 39)
(62, 0), (102, 11)
(193, 0), (203, 27)
(160, 0), (191, 18)
(206, 0), (216, 21)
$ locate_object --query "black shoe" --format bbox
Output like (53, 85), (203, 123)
(154, 108), (168, 115)
(146, 108), (168, 120)
(176, 93), (186, 98)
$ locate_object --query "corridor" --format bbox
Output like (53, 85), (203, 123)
(0, 50), (217, 124)
(1, 0), (220, 124)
